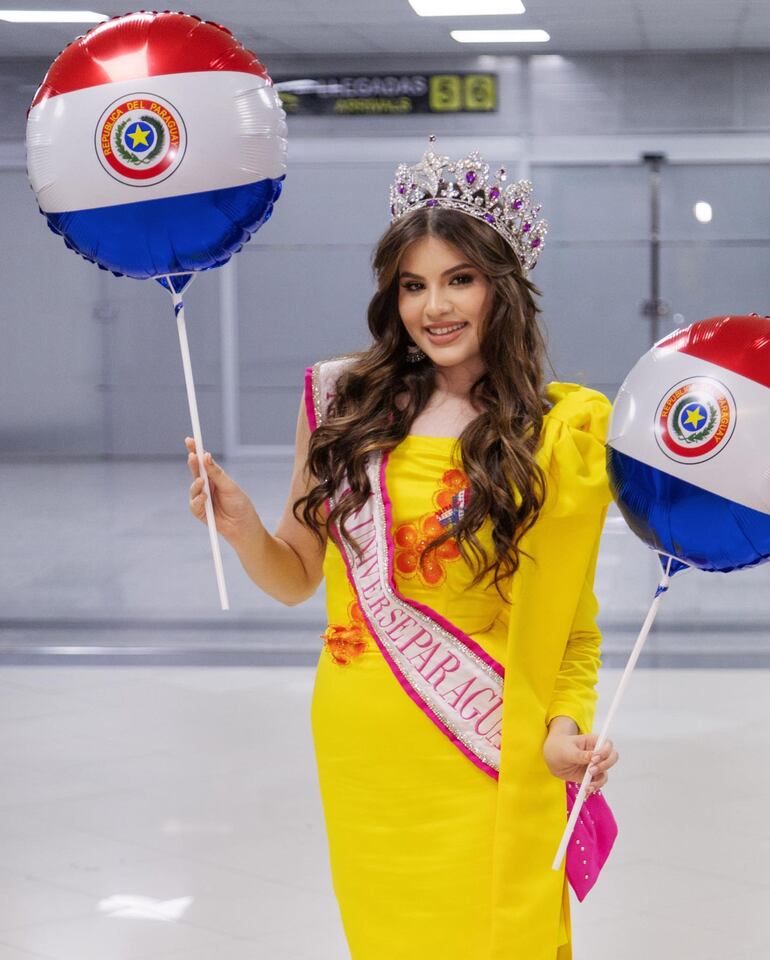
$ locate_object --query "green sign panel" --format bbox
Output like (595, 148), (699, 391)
(275, 73), (497, 116)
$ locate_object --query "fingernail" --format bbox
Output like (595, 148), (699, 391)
(588, 765), (597, 775)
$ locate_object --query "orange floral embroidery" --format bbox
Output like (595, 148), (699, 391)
(393, 467), (471, 587)
(434, 468), (470, 517)
(321, 599), (369, 665)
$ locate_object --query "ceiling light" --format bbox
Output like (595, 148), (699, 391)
(409, 0), (525, 14)
(0, 9), (108, 22)
(694, 201), (713, 224)
(451, 29), (550, 42)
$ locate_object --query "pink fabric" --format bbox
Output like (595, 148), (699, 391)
(565, 781), (618, 901)
(303, 365), (318, 431)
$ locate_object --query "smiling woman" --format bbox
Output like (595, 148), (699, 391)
(398, 241), (491, 361)
(182, 142), (617, 960)
(298, 199), (555, 598)
(286, 144), (619, 959)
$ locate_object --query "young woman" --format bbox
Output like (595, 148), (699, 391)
(185, 145), (619, 960)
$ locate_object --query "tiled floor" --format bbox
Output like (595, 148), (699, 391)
(2, 458), (770, 957)
(0, 664), (768, 960)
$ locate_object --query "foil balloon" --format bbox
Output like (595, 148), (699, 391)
(553, 313), (770, 874)
(24, 11), (289, 612)
(606, 314), (770, 575)
(25, 10), (287, 283)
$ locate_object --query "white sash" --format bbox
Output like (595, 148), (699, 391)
(307, 357), (505, 779)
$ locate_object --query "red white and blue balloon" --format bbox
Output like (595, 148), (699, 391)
(25, 11), (287, 283)
(606, 314), (770, 575)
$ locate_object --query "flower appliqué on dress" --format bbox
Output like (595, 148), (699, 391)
(393, 467), (472, 587)
(321, 599), (370, 666)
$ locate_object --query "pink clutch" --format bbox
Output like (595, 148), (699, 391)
(564, 781), (618, 901)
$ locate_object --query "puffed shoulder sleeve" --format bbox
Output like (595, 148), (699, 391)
(535, 381), (614, 519)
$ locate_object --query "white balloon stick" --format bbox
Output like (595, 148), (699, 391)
(550, 556), (675, 873)
(170, 283), (230, 612)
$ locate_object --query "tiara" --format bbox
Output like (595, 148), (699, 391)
(389, 137), (548, 273)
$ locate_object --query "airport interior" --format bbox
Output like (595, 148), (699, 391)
(2, 2), (770, 957)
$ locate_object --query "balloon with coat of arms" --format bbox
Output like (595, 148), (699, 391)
(607, 313), (770, 575)
(25, 10), (289, 611)
(552, 313), (770, 873)
(26, 9), (286, 282)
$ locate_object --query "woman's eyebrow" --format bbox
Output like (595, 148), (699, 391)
(399, 262), (475, 279)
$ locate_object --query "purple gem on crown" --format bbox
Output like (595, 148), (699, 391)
(389, 146), (547, 270)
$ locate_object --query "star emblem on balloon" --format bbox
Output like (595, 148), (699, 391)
(126, 121), (152, 150)
(682, 404), (706, 430)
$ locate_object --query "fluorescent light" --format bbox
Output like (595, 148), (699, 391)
(694, 201), (713, 223)
(452, 29), (550, 42)
(409, 0), (525, 14)
(0, 9), (109, 22)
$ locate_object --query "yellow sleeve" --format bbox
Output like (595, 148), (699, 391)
(544, 503), (609, 736)
(537, 380), (614, 737)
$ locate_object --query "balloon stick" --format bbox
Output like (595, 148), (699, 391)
(168, 279), (230, 611)
(550, 555), (676, 872)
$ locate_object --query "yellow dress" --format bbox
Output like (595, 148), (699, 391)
(309, 373), (614, 960)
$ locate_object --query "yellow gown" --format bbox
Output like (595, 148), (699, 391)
(309, 373), (613, 960)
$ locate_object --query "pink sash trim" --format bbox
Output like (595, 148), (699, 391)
(304, 365), (319, 432)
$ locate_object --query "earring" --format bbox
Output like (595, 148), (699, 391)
(406, 343), (427, 363)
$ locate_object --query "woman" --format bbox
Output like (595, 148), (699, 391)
(185, 144), (619, 960)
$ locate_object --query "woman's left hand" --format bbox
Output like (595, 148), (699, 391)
(542, 731), (619, 796)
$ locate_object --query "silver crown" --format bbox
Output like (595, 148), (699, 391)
(389, 138), (548, 273)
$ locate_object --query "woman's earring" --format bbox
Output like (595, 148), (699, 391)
(406, 343), (427, 363)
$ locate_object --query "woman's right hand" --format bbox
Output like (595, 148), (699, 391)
(185, 437), (259, 546)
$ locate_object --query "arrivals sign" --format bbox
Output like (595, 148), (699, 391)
(275, 73), (497, 115)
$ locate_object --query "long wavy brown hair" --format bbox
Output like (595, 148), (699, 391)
(293, 206), (557, 601)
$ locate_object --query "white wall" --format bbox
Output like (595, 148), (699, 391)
(2, 52), (770, 456)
